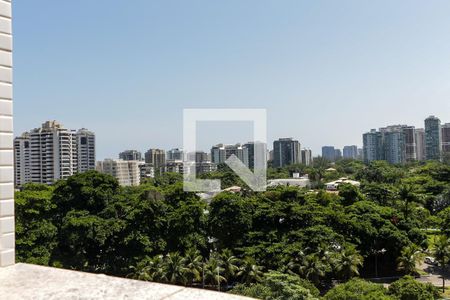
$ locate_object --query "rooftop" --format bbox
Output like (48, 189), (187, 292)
(0, 263), (253, 300)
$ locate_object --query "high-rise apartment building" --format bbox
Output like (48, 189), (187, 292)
(273, 138), (301, 168)
(425, 116), (441, 160)
(29, 121), (78, 184)
(167, 148), (184, 161)
(402, 126), (416, 162)
(187, 151), (208, 163)
(441, 123), (450, 155)
(185, 151), (217, 175)
(243, 142), (267, 169)
(13, 133), (30, 186)
(14, 121), (96, 186)
(119, 150), (142, 161)
(343, 145), (358, 159)
(144, 148), (166, 170)
(96, 159), (142, 186)
(321, 146), (335, 161)
(301, 149), (313, 166)
(77, 128), (96, 173)
(211, 143), (249, 167)
(363, 129), (383, 163)
(415, 128), (425, 161)
(382, 127), (405, 164)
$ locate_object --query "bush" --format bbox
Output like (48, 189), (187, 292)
(323, 278), (391, 300)
(388, 276), (440, 300)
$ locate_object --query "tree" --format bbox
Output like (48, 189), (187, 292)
(128, 255), (165, 282)
(438, 206), (450, 236)
(237, 257), (264, 284)
(220, 249), (239, 283)
(338, 184), (363, 206)
(388, 276), (440, 300)
(183, 249), (203, 286)
(208, 192), (252, 249)
(333, 246), (363, 280)
(163, 252), (188, 285)
(204, 255), (226, 290)
(433, 235), (450, 293)
(230, 271), (319, 300)
(299, 254), (327, 285)
(323, 278), (391, 300)
(396, 244), (424, 275)
(397, 184), (422, 220)
(15, 183), (57, 265)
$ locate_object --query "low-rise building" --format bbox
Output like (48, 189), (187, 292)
(96, 159), (143, 186)
(325, 177), (360, 191)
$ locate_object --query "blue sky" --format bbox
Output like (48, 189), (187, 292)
(13, 1), (450, 159)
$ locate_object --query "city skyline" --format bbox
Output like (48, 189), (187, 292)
(12, 1), (450, 160)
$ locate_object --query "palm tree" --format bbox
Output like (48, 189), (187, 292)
(163, 252), (188, 285)
(183, 249), (203, 286)
(128, 255), (166, 282)
(237, 257), (264, 284)
(204, 255), (226, 290)
(433, 235), (450, 293)
(299, 254), (327, 285)
(220, 249), (239, 283)
(286, 250), (305, 275)
(334, 247), (364, 280)
(397, 244), (423, 275)
(398, 184), (421, 220)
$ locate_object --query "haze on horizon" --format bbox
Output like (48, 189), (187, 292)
(12, 0), (450, 159)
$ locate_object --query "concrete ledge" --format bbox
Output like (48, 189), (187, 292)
(0, 263), (253, 300)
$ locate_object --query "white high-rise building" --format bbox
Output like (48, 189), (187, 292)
(14, 121), (96, 186)
(301, 149), (313, 166)
(415, 128), (425, 161)
(13, 133), (30, 186)
(211, 143), (249, 167)
(96, 159), (142, 186)
(29, 121), (78, 184)
(77, 128), (96, 173)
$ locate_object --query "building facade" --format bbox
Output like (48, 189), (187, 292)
(301, 149), (313, 166)
(242, 142), (267, 169)
(29, 121), (78, 184)
(363, 129), (383, 163)
(119, 150), (142, 161)
(14, 121), (96, 186)
(402, 126), (416, 162)
(77, 128), (96, 173)
(144, 148), (166, 170)
(13, 133), (30, 186)
(321, 146), (335, 162)
(166, 148), (184, 161)
(343, 145), (358, 159)
(273, 138), (301, 168)
(415, 128), (425, 161)
(425, 115), (441, 160)
(441, 123), (450, 155)
(96, 159), (142, 186)
(211, 143), (249, 167)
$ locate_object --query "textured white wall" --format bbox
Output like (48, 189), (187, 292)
(0, 0), (13, 267)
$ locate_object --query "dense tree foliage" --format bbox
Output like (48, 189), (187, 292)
(15, 160), (450, 298)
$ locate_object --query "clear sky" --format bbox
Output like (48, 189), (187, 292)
(13, 1), (450, 159)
